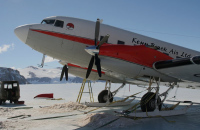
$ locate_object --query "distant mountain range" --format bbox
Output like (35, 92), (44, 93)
(0, 67), (27, 84)
(0, 66), (83, 84)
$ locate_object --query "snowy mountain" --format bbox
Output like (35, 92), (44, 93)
(0, 67), (28, 84)
(17, 66), (83, 84)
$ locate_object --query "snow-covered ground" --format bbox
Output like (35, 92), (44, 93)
(0, 83), (200, 130)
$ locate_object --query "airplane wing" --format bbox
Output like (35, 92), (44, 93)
(59, 62), (153, 86)
(97, 45), (200, 84)
(59, 62), (125, 83)
(59, 45), (200, 88)
(153, 56), (200, 82)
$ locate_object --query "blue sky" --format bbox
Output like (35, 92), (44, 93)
(0, 0), (200, 69)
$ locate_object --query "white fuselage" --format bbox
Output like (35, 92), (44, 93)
(14, 16), (200, 83)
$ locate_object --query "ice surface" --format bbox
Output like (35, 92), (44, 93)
(0, 83), (200, 130)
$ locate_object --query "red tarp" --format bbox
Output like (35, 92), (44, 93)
(34, 93), (53, 99)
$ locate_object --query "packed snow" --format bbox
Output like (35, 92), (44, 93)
(0, 83), (200, 130)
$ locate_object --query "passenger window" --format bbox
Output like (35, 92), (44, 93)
(54, 20), (64, 28)
(117, 40), (125, 45)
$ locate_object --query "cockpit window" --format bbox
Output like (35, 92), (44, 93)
(41, 19), (55, 25)
(54, 20), (64, 28)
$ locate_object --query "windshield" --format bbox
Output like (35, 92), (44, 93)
(41, 19), (55, 25)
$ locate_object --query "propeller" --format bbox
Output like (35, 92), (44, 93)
(60, 65), (68, 81)
(85, 19), (109, 79)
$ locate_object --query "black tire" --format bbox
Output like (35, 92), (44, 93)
(140, 92), (162, 112)
(98, 90), (113, 103)
(0, 100), (2, 105)
(10, 100), (12, 104)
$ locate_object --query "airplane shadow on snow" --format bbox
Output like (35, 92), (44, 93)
(75, 97), (200, 130)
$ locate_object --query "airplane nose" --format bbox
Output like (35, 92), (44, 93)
(14, 25), (30, 43)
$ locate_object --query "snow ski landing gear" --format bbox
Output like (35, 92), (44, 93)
(115, 77), (193, 118)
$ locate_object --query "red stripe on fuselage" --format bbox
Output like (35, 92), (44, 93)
(68, 63), (105, 74)
(31, 29), (173, 68)
(31, 29), (96, 45)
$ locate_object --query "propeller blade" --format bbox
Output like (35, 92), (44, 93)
(86, 56), (95, 79)
(97, 34), (109, 49)
(64, 65), (68, 80)
(60, 65), (65, 81)
(60, 65), (68, 81)
(94, 19), (100, 46)
(95, 54), (102, 77)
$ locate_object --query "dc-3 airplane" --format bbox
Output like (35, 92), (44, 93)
(15, 16), (200, 118)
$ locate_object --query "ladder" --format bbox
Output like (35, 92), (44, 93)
(76, 79), (94, 103)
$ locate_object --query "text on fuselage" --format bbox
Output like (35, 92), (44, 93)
(132, 37), (191, 58)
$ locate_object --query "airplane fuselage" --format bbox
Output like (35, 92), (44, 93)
(15, 16), (200, 83)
